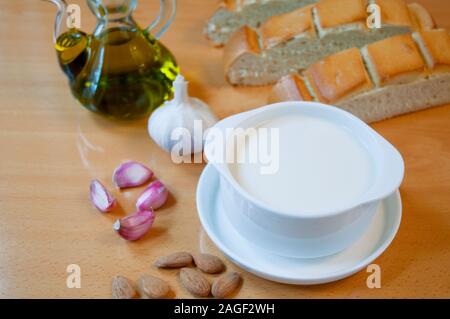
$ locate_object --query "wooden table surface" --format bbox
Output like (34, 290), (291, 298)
(0, 0), (449, 298)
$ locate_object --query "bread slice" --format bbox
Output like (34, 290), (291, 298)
(223, 0), (435, 86)
(269, 30), (450, 123)
(270, 72), (313, 102)
(205, 0), (318, 47)
(408, 3), (436, 31)
(362, 34), (426, 86)
(304, 47), (373, 103)
(260, 5), (315, 48)
(413, 29), (450, 72)
(314, 0), (367, 36)
(376, 0), (414, 27)
(223, 26), (261, 73)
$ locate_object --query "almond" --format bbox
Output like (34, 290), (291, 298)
(193, 253), (226, 274)
(112, 275), (136, 299)
(154, 252), (193, 268)
(179, 268), (211, 297)
(137, 274), (170, 299)
(211, 272), (242, 298)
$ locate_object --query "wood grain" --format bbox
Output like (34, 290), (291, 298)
(0, 0), (449, 298)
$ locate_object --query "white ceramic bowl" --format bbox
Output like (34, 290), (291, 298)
(204, 102), (404, 258)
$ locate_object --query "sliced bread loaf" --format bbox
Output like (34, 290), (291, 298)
(269, 30), (450, 123)
(224, 0), (436, 86)
(205, 0), (318, 47)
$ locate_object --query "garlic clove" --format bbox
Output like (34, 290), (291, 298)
(136, 180), (169, 211)
(89, 179), (117, 213)
(113, 210), (155, 241)
(113, 161), (153, 189)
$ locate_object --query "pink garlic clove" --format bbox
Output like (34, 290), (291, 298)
(136, 180), (169, 211)
(89, 179), (117, 213)
(113, 210), (156, 241)
(113, 161), (153, 189)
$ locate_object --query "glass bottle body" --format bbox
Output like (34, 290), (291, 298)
(48, 0), (178, 119)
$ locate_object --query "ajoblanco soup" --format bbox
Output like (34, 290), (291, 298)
(229, 114), (374, 214)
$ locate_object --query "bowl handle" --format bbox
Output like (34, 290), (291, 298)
(361, 137), (405, 204)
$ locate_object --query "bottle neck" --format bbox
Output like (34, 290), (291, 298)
(88, 0), (137, 22)
(92, 15), (138, 38)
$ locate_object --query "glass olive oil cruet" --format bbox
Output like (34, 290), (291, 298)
(45, 0), (179, 119)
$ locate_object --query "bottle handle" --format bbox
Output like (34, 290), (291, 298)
(42, 0), (68, 43)
(146, 0), (177, 39)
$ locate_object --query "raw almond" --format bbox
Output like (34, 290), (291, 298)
(211, 272), (242, 298)
(154, 252), (193, 268)
(193, 253), (225, 274)
(179, 268), (211, 297)
(137, 274), (170, 299)
(112, 275), (136, 299)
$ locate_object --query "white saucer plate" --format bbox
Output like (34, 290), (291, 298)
(196, 164), (402, 285)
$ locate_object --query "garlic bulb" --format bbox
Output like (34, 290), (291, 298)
(148, 74), (217, 155)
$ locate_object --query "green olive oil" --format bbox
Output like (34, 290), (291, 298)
(55, 27), (179, 119)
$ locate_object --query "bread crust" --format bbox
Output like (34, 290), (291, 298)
(407, 3), (436, 30)
(315, 0), (366, 29)
(261, 6), (315, 48)
(223, 0), (436, 86)
(223, 26), (261, 75)
(223, 0), (284, 12)
(304, 48), (373, 103)
(223, 0), (254, 12)
(364, 34), (425, 86)
(269, 74), (313, 103)
(416, 30), (450, 71)
(376, 0), (413, 27)
(268, 31), (450, 123)
(222, 0), (239, 11)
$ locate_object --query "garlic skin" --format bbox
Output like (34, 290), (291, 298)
(136, 180), (169, 211)
(113, 161), (153, 189)
(89, 179), (117, 213)
(148, 74), (218, 154)
(113, 210), (156, 241)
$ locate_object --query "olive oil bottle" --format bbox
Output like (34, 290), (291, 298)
(50, 0), (179, 120)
